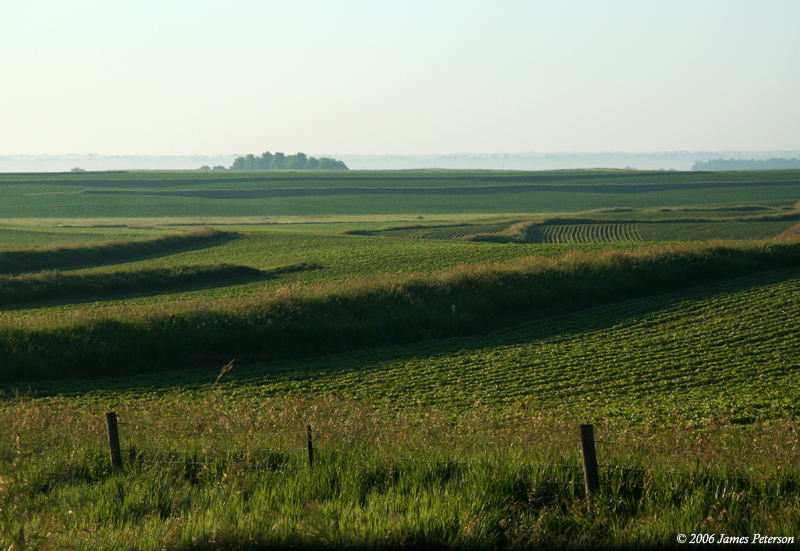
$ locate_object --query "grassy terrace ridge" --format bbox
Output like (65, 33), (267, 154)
(3, 240), (800, 383)
(0, 264), (267, 307)
(0, 227), (233, 274)
(18, 264), (800, 425)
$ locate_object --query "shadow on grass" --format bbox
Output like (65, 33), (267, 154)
(2, 261), (322, 311)
(0, 229), (239, 275)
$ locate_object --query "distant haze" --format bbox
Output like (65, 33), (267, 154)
(4, 151), (800, 173)
(2, 1), (798, 156)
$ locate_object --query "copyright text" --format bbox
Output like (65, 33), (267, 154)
(677, 533), (795, 544)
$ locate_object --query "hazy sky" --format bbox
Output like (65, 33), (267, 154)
(2, 1), (799, 156)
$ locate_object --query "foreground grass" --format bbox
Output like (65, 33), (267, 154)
(1, 396), (798, 550)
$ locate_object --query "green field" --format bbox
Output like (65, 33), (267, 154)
(1, 169), (799, 550)
(1, 168), (800, 219)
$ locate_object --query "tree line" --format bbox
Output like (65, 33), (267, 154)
(692, 158), (800, 171)
(229, 152), (348, 170)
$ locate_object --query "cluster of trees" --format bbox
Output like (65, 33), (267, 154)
(692, 158), (800, 171)
(229, 152), (348, 171)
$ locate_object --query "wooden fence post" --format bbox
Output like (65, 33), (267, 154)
(106, 412), (123, 469)
(580, 424), (599, 505)
(307, 424), (314, 468)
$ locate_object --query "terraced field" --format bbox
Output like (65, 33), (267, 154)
(2, 169), (800, 550)
(357, 219), (797, 244)
(23, 266), (800, 426)
(0, 230), (630, 311)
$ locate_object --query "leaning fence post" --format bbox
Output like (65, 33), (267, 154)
(106, 412), (123, 469)
(307, 424), (314, 468)
(580, 424), (599, 505)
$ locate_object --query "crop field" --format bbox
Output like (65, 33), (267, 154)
(1, 169), (800, 549)
(525, 220), (797, 244)
(524, 223), (641, 243)
(636, 221), (797, 241)
(1, 168), (800, 218)
(370, 223), (512, 240)
(0, 226), (162, 249)
(351, 220), (798, 245)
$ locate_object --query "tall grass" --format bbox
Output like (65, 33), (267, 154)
(2, 241), (800, 382)
(1, 395), (798, 550)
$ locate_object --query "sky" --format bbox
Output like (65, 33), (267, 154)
(2, 1), (799, 156)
